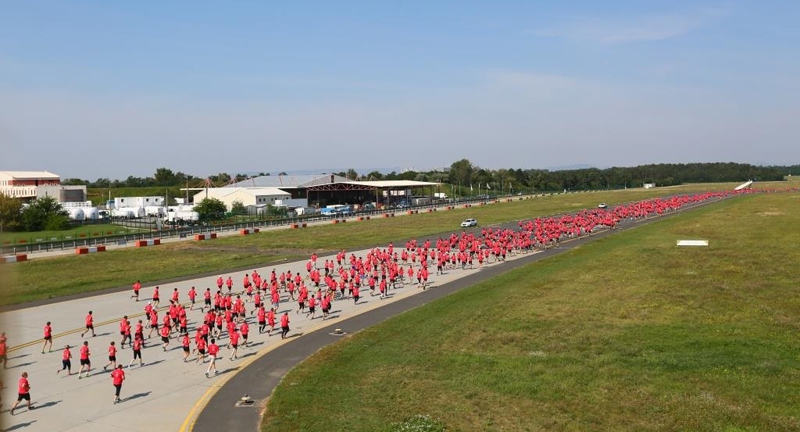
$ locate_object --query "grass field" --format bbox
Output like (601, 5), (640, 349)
(0, 182), (789, 307)
(0, 224), (145, 245)
(261, 192), (800, 431)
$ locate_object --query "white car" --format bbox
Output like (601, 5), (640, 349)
(598, 203), (608, 209)
(460, 218), (478, 228)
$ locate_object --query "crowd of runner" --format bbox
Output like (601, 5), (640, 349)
(1, 188), (784, 414)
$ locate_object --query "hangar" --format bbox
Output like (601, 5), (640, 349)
(225, 174), (441, 209)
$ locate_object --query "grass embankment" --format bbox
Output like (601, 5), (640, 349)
(0, 182), (779, 306)
(261, 192), (800, 431)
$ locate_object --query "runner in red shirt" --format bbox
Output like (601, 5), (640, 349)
(10, 372), (32, 415)
(160, 325), (171, 351)
(205, 339), (219, 377)
(195, 337), (207, 363)
(103, 341), (117, 371)
(111, 365), (125, 404)
(280, 312), (290, 339)
(131, 280), (141, 301)
(172, 288), (180, 303)
(257, 306), (267, 334)
(228, 329), (240, 360)
(78, 341), (91, 379)
(128, 337), (144, 368)
(188, 286), (197, 310)
(267, 308), (276, 335)
(181, 333), (191, 362)
(57, 344), (73, 375)
(239, 321), (249, 347)
(80, 311), (95, 338)
(152, 286), (160, 308)
(42, 321), (53, 354)
(0, 335), (7, 369)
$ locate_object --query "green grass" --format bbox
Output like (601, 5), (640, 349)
(0, 224), (145, 245)
(261, 192), (800, 431)
(0, 182), (788, 306)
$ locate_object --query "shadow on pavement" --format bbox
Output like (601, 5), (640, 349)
(8, 362), (34, 369)
(124, 391), (151, 402)
(34, 400), (61, 409)
(6, 420), (36, 431)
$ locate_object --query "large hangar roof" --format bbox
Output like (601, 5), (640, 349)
(357, 180), (440, 188)
(229, 174), (350, 189)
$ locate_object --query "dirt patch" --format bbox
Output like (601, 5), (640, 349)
(757, 211), (785, 216)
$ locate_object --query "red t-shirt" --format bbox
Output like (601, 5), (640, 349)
(111, 369), (125, 385)
(108, 345), (116, 356)
(281, 314), (289, 327)
(85, 314), (93, 326)
(62, 347), (71, 360)
(230, 332), (239, 345)
(207, 343), (219, 356)
(18, 377), (30, 394)
(80, 345), (90, 360)
(44, 324), (52, 338)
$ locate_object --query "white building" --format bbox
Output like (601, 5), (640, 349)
(193, 187), (293, 211)
(112, 196), (165, 209)
(0, 171), (86, 202)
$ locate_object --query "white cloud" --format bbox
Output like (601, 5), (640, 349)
(534, 8), (728, 44)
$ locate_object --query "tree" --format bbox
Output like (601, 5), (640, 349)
(230, 200), (247, 215)
(154, 167), (176, 186)
(20, 196), (69, 232)
(0, 193), (23, 232)
(346, 168), (359, 180)
(449, 159), (474, 187)
(194, 198), (227, 221)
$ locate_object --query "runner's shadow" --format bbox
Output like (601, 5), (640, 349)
(216, 366), (240, 375)
(35, 400), (61, 409)
(287, 333), (304, 339)
(8, 353), (29, 360)
(124, 391), (151, 402)
(6, 420), (36, 431)
(93, 332), (113, 338)
(246, 342), (264, 348)
(238, 352), (256, 359)
(141, 359), (165, 367)
(326, 315), (340, 319)
(8, 362), (34, 369)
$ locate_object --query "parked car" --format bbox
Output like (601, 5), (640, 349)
(598, 203), (608, 209)
(460, 218), (478, 228)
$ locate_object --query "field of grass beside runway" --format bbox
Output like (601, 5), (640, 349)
(0, 223), (146, 245)
(0, 182), (773, 306)
(261, 192), (800, 431)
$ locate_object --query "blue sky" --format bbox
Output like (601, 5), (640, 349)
(1, 1), (798, 179)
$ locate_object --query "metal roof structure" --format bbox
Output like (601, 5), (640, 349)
(228, 175), (440, 192)
(228, 174), (351, 189)
(0, 171), (60, 180)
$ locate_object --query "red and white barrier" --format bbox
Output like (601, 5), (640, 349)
(75, 246), (107, 255)
(135, 239), (161, 247)
(3, 254), (27, 263)
(194, 233), (218, 241)
(240, 228), (260, 235)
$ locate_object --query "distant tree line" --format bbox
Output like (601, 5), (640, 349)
(63, 163), (797, 193)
